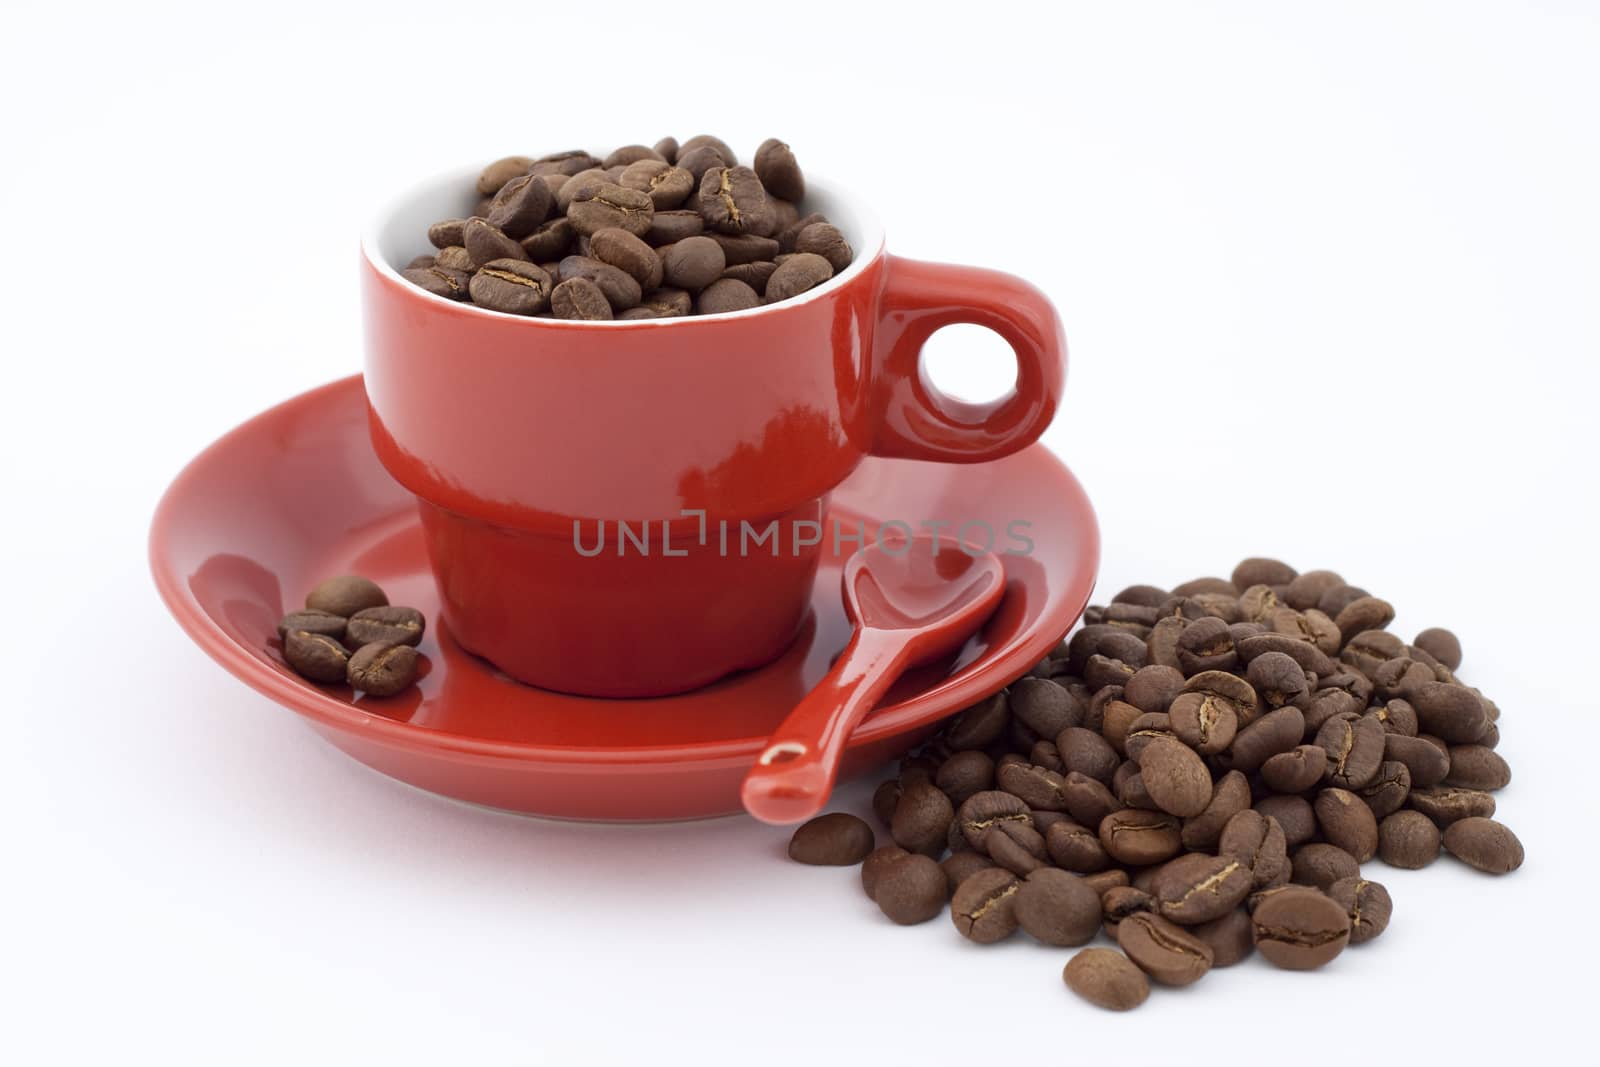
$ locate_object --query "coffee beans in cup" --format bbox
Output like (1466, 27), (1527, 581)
(277, 575), (425, 697)
(788, 557), (1523, 1011)
(403, 137), (854, 318)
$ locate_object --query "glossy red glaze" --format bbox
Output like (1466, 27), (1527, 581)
(149, 377), (1099, 820)
(741, 540), (1006, 825)
(361, 174), (1066, 694)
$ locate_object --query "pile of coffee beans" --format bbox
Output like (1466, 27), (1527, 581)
(402, 136), (854, 319)
(277, 575), (425, 697)
(788, 558), (1522, 1010)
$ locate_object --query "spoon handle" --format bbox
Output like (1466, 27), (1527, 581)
(741, 628), (913, 825)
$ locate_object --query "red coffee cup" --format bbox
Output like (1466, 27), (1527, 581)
(361, 166), (1066, 697)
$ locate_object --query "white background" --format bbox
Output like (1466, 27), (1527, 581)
(4, 1), (1597, 1063)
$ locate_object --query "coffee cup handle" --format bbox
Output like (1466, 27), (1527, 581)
(869, 255), (1066, 462)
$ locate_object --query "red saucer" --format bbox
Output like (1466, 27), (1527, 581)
(150, 376), (1099, 820)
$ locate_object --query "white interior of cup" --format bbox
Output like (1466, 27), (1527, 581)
(363, 161), (886, 324)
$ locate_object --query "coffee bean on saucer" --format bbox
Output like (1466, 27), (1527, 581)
(469, 260), (553, 316)
(550, 277), (613, 320)
(788, 813), (875, 865)
(951, 866), (1021, 943)
(764, 253), (833, 303)
(1442, 817), (1524, 874)
(345, 606), (426, 648)
(276, 609), (346, 642)
(1064, 948), (1150, 1011)
(347, 643), (419, 697)
(1251, 886), (1351, 969)
(306, 575), (388, 617)
(1327, 876), (1392, 944)
(284, 629), (352, 684)
(875, 854), (946, 925)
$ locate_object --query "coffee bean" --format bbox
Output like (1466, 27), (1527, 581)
(1167, 692), (1238, 754)
(529, 150), (601, 177)
(434, 246), (476, 273)
(871, 780), (901, 827)
(1232, 557), (1297, 589)
(1384, 733), (1451, 787)
(1083, 869), (1130, 895)
(890, 780), (954, 856)
(405, 254), (437, 270)
(477, 156), (532, 195)
(1291, 843), (1360, 890)
(996, 760), (1070, 811)
(1117, 912), (1213, 986)
(1377, 810), (1442, 869)
(1315, 788), (1379, 862)
(284, 629), (351, 684)
(276, 609), (346, 642)
(1341, 630), (1407, 676)
(1328, 876), (1391, 944)
(695, 278), (760, 314)
(1247, 651), (1310, 709)
(619, 159), (696, 210)
(345, 606), (426, 649)
(1180, 770), (1251, 852)
(602, 144), (664, 168)
(558, 255), (643, 310)
(1317, 584), (1371, 618)
(1237, 632), (1337, 676)
(1010, 677), (1080, 737)
(427, 218), (467, 248)
(468, 260), (553, 316)
(1409, 681), (1489, 743)
(347, 642), (419, 696)
(697, 165), (770, 235)
(794, 222), (853, 274)
(550, 277), (613, 320)
(485, 173), (553, 238)
(947, 691), (1008, 750)
(1256, 795), (1316, 848)
(1015, 868), (1101, 946)
(1124, 665), (1185, 714)
(403, 265), (471, 300)
(951, 866), (1021, 942)
(1251, 885), (1351, 969)
(1413, 627), (1463, 670)
(462, 217), (530, 267)
(982, 819), (1048, 875)
(1136, 737), (1212, 817)
(676, 144), (729, 181)
(659, 235), (727, 291)
(306, 575), (387, 617)
(588, 228), (663, 290)
(875, 854), (947, 924)
(1317, 711), (1386, 789)
(950, 789), (1027, 850)
(1333, 596), (1396, 643)
(940, 851), (995, 895)
(752, 137), (804, 201)
(1280, 570), (1344, 610)
(1150, 853), (1253, 925)
(1063, 948), (1150, 1011)
(861, 845), (909, 898)
(1442, 817), (1524, 874)
(1228, 705), (1305, 773)
(1191, 908), (1255, 967)
(1214, 810), (1289, 891)
(1408, 786), (1496, 826)
(1357, 760), (1412, 819)
(1056, 726), (1118, 783)
(935, 750), (994, 805)
(1442, 744), (1511, 790)
(718, 260), (777, 294)
(1176, 616), (1238, 675)
(1261, 745), (1328, 793)
(761, 249), (833, 303)
(1043, 818), (1110, 873)
(788, 812), (875, 865)
(1099, 809), (1183, 866)
(568, 181), (654, 237)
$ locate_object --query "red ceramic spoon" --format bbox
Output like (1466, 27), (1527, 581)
(741, 537), (1007, 825)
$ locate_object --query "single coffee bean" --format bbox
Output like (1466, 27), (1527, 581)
(1060, 771), (1122, 827)
(890, 780), (954, 856)
(468, 260), (553, 316)
(1123, 713), (1176, 762)
(427, 218), (468, 248)
(765, 252), (833, 303)
(1385, 733), (1451, 787)
(1135, 737), (1213, 818)
(1442, 745), (1511, 790)
(1371, 656), (1434, 701)
(1291, 843), (1361, 890)
(1012, 677), (1082, 737)
(939, 850), (995, 895)
(1406, 681), (1488, 743)
(660, 236), (727, 291)
(530, 151), (603, 178)
(588, 228), (663, 290)
(1378, 810), (1442, 869)
(476, 155), (532, 195)
(719, 260), (778, 294)
(1317, 712), (1386, 789)
(402, 265), (471, 300)
(1251, 885), (1351, 970)
(871, 780), (901, 827)
(1219, 809), (1291, 890)
(997, 760), (1071, 812)
(1442, 817), (1524, 874)
(558, 255), (642, 310)
(752, 137), (804, 201)
(947, 691), (1008, 750)
(1280, 570), (1344, 610)
(1150, 853), (1253, 925)
(1413, 627), (1463, 670)
(1341, 629), (1407, 676)
(1327, 876), (1392, 944)
(485, 173), (553, 238)
(861, 844), (909, 899)
(405, 254), (437, 270)
(618, 159), (695, 210)
(345, 606), (426, 649)
(1237, 632), (1337, 676)
(1167, 692), (1239, 755)
(1099, 809), (1183, 866)
(954, 789), (1031, 849)
(463, 217), (530, 266)
(1409, 785), (1496, 826)
(568, 181), (654, 237)
(1117, 911), (1213, 986)
(951, 866), (1021, 942)
(433, 246), (476, 273)
(1333, 595), (1396, 643)
(695, 277), (760, 314)
(935, 750), (995, 805)
(1044, 819), (1110, 873)
(1232, 557), (1297, 589)
(276, 609), (346, 641)
(1056, 726), (1118, 783)
(644, 209), (705, 246)
(1316, 583), (1371, 618)
(1063, 948), (1150, 1011)
(284, 629), (352, 683)
(1256, 795), (1317, 848)
(306, 575), (387, 617)
(1261, 745), (1329, 793)
(1101, 885), (1156, 937)
(346, 642), (419, 696)
(1176, 616), (1237, 675)
(1180, 770), (1251, 852)
(788, 812), (875, 865)
(1228, 705), (1306, 773)
(1082, 869), (1131, 895)
(875, 853), (947, 924)
(1191, 908), (1255, 967)
(549, 277), (613, 320)
(794, 222), (852, 273)
(1247, 651), (1311, 709)
(1366, 697), (1419, 737)
(675, 143), (729, 182)
(1357, 760), (1412, 819)
(697, 165), (770, 235)
(1015, 868), (1101, 946)
(1315, 788), (1379, 862)
(1125, 665), (1186, 714)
